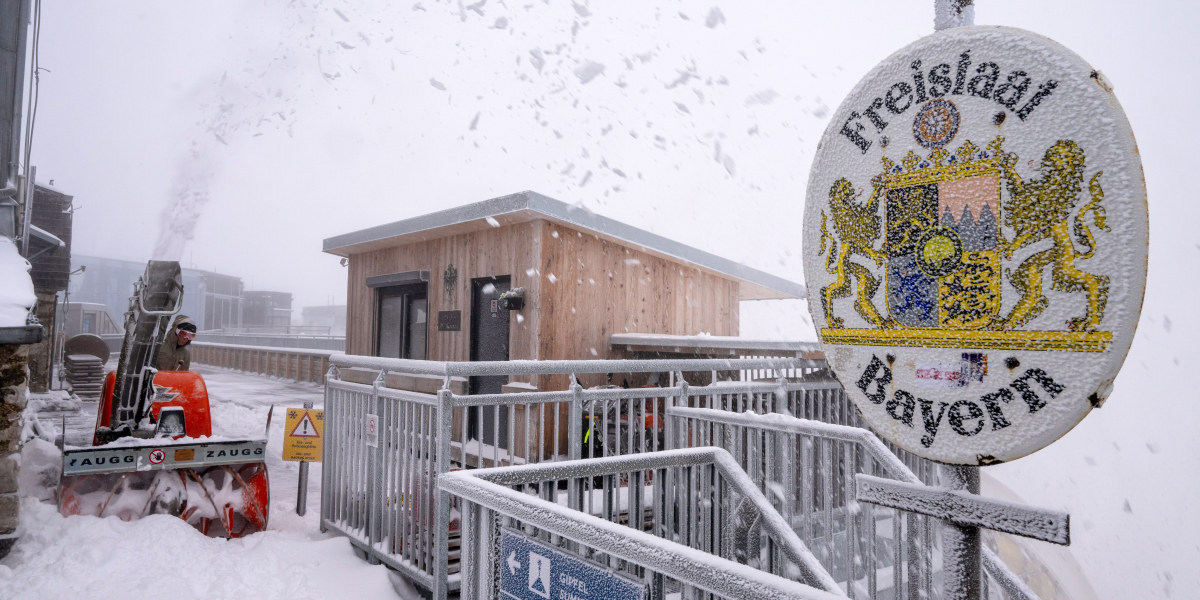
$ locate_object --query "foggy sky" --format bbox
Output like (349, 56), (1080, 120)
(32, 1), (1191, 320)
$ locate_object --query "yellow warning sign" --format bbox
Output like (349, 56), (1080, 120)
(283, 408), (324, 462)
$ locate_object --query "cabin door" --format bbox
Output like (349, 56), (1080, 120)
(469, 275), (511, 448)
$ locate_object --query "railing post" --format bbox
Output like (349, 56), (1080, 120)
(674, 374), (689, 447)
(365, 369), (386, 565)
(568, 377), (583, 462)
(774, 375), (789, 414)
(940, 464), (981, 599)
(460, 500), (479, 599)
(568, 377), (583, 512)
(434, 386), (454, 600)
(321, 363), (339, 534)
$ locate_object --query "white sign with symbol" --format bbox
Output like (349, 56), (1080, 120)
(527, 551), (551, 599)
(365, 413), (379, 448)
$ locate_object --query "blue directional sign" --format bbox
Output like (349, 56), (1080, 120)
(499, 529), (646, 600)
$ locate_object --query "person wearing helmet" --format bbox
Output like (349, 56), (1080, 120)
(155, 315), (198, 371)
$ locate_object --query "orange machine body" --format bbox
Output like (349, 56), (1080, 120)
(92, 370), (213, 445)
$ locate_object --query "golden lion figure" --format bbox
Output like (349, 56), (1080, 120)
(820, 177), (888, 328)
(996, 139), (1110, 331)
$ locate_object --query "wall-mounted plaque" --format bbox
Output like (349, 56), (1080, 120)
(437, 310), (462, 331)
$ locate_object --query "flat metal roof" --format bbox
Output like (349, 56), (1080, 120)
(610, 333), (822, 357)
(323, 190), (806, 300)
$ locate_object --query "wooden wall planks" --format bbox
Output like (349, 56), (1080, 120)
(535, 221), (740, 390)
(345, 220), (543, 386)
(342, 217), (740, 392)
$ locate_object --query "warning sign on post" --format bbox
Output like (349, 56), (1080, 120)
(283, 408), (324, 462)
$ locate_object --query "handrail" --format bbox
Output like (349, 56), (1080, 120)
(667, 406), (920, 484)
(668, 405), (1037, 599)
(191, 340), (338, 356)
(439, 447), (846, 600)
(329, 352), (822, 378)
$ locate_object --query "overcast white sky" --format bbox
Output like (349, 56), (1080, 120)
(28, 0), (1197, 332)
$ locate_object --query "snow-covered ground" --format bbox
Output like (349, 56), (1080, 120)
(0, 365), (417, 600)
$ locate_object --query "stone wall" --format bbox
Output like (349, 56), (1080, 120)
(26, 289), (55, 393)
(0, 344), (28, 558)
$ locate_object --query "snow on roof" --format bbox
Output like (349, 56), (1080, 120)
(609, 332), (823, 356)
(322, 190), (805, 300)
(0, 236), (35, 328)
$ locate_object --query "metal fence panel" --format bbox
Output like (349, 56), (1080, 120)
(321, 354), (1033, 600)
(440, 448), (845, 600)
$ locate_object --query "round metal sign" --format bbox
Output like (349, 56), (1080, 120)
(802, 26), (1147, 465)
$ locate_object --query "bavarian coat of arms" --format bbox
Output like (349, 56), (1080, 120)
(818, 135), (1111, 352)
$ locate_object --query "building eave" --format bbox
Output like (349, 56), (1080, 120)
(322, 190), (806, 300)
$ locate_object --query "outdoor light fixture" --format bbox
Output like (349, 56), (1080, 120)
(498, 287), (525, 311)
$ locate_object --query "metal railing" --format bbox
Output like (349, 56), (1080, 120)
(321, 353), (1036, 599)
(439, 447), (845, 600)
(321, 355), (828, 594)
(191, 341), (335, 384)
(199, 331), (345, 351)
(668, 406), (1034, 600)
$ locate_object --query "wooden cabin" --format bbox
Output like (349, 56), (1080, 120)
(323, 191), (803, 392)
(324, 191), (805, 462)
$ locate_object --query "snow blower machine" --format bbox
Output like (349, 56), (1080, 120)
(58, 260), (270, 537)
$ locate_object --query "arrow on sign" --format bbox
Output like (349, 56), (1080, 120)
(506, 551), (521, 575)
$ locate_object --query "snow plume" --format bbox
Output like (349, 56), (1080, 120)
(150, 0), (341, 261)
(152, 143), (214, 261)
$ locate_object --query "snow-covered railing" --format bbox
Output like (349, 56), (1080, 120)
(321, 353), (835, 596)
(667, 406), (1037, 600)
(321, 353), (1017, 599)
(197, 331), (345, 351)
(439, 447), (846, 600)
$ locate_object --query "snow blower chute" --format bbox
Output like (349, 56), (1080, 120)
(58, 260), (270, 537)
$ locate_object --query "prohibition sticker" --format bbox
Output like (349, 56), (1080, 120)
(803, 26), (1147, 465)
(148, 449), (166, 465)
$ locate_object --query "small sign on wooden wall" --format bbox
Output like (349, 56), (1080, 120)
(438, 310), (462, 331)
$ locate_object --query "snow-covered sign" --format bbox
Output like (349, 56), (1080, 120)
(802, 26), (1147, 465)
(283, 408), (324, 462)
(499, 529), (645, 600)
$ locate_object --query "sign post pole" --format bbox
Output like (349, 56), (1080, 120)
(282, 404), (323, 516)
(297, 400), (312, 516)
(940, 464), (980, 599)
(933, 7), (978, 596)
(934, 0), (975, 31)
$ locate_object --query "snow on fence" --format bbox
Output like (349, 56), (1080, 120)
(320, 354), (1035, 599)
(322, 355), (824, 594)
(190, 341), (335, 384)
(440, 447), (845, 600)
(666, 406), (1034, 600)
